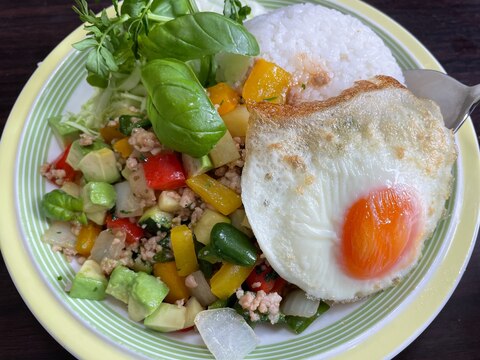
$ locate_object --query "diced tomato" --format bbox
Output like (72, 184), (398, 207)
(270, 277), (287, 295)
(45, 144), (78, 185)
(105, 214), (145, 245)
(142, 153), (186, 190)
(246, 264), (284, 293)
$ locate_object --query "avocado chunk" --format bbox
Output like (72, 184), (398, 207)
(78, 148), (121, 183)
(128, 272), (169, 321)
(69, 259), (108, 300)
(82, 181), (117, 213)
(48, 115), (81, 147)
(144, 303), (186, 332)
(106, 266), (138, 303)
(194, 208), (231, 245)
(86, 210), (107, 226)
(138, 206), (173, 234)
(182, 154), (213, 178)
(66, 139), (108, 170)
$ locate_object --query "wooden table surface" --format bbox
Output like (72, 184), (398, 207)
(0, 1), (479, 359)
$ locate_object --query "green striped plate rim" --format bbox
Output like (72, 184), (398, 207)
(15, 1), (458, 359)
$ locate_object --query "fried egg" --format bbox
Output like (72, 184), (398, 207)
(241, 76), (457, 301)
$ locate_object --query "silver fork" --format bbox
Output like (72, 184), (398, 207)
(403, 69), (480, 133)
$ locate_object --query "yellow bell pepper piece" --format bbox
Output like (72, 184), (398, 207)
(171, 225), (199, 276)
(100, 124), (125, 144)
(242, 58), (292, 104)
(186, 174), (242, 216)
(113, 137), (133, 159)
(75, 223), (101, 256)
(153, 261), (190, 303)
(210, 263), (254, 299)
(207, 82), (240, 115)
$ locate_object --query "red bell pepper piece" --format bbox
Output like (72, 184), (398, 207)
(45, 144), (78, 185)
(143, 153), (186, 190)
(246, 264), (285, 294)
(106, 214), (145, 245)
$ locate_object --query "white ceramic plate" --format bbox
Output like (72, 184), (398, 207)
(1, 1), (479, 359)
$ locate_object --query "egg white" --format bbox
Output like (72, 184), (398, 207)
(242, 82), (457, 301)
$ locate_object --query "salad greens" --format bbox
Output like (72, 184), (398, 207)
(71, 0), (259, 157)
(223, 0), (252, 24)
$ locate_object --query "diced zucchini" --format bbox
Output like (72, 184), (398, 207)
(158, 191), (181, 213)
(139, 206), (173, 234)
(132, 256), (153, 274)
(182, 154), (213, 178)
(208, 131), (240, 168)
(193, 209), (231, 245)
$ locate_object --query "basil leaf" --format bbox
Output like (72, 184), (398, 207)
(139, 12), (259, 61)
(150, 0), (193, 17)
(41, 190), (88, 225)
(142, 59), (226, 157)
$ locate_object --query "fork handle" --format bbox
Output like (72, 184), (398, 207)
(472, 84), (480, 103)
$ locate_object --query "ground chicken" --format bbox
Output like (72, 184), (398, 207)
(79, 133), (96, 146)
(129, 128), (163, 153)
(101, 258), (119, 276)
(40, 164), (67, 186)
(236, 289), (282, 324)
(140, 236), (163, 263)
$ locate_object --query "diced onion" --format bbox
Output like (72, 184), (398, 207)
(114, 181), (143, 218)
(127, 166), (155, 205)
(89, 229), (125, 263)
(41, 221), (77, 249)
(188, 270), (217, 307)
(280, 289), (320, 318)
(194, 308), (258, 360)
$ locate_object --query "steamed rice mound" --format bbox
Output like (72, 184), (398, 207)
(245, 3), (404, 102)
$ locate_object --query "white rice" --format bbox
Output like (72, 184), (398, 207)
(245, 3), (404, 102)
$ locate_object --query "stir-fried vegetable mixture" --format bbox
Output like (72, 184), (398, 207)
(40, 0), (329, 357)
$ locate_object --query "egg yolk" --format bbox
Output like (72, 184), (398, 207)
(341, 186), (421, 280)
